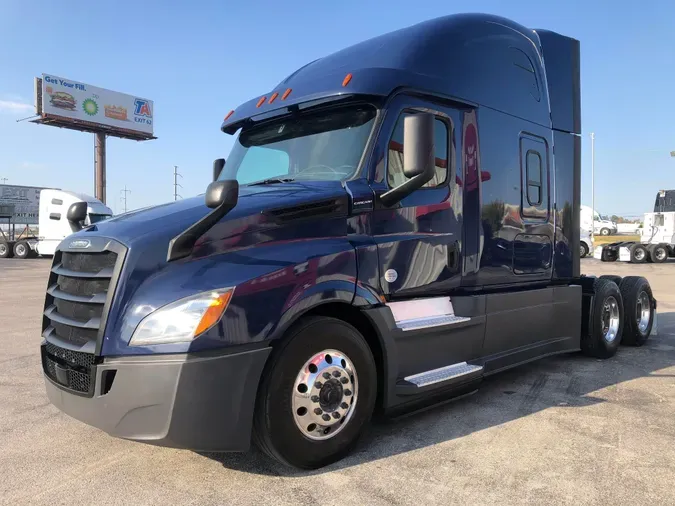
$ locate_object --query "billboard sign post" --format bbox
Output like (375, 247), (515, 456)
(31, 74), (156, 204)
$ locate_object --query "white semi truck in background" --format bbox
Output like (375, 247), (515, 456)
(0, 188), (112, 259)
(580, 205), (617, 236)
(596, 190), (675, 263)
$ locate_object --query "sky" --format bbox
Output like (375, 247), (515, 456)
(0, 0), (673, 217)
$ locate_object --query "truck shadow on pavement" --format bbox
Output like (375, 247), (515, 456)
(201, 311), (675, 477)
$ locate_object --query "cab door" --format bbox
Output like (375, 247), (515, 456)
(369, 95), (463, 298)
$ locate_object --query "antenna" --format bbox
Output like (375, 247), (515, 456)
(120, 186), (131, 213)
(173, 165), (183, 201)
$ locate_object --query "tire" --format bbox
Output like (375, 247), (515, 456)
(581, 278), (624, 359)
(600, 228), (610, 236)
(13, 241), (29, 259)
(580, 242), (589, 258)
(600, 275), (622, 286)
(0, 241), (11, 258)
(630, 244), (648, 264)
(253, 316), (377, 469)
(649, 244), (668, 264)
(619, 276), (654, 346)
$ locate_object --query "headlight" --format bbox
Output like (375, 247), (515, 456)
(129, 288), (234, 346)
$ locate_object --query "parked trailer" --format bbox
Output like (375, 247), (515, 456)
(595, 190), (675, 263)
(40, 13), (657, 470)
(0, 188), (112, 259)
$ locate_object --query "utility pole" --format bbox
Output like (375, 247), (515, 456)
(590, 132), (595, 242)
(95, 133), (107, 204)
(173, 165), (183, 201)
(0, 177), (7, 184)
(120, 186), (131, 213)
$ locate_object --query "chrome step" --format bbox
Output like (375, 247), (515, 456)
(404, 362), (483, 388)
(397, 314), (470, 331)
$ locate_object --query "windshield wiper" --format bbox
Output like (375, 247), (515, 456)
(247, 177), (296, 186)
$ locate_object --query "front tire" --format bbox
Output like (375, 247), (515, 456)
(600, 228), (610, 236)
(253, 316), (377, 469)
(580, 242), (589, 258)
(581, 278), (624, 359)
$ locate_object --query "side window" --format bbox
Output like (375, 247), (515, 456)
(526, 150), (542, 206)
(387, 112), (448, 188)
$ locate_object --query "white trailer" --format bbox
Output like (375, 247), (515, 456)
(0, 189), (112, 259)
(594, 190), (675, 263)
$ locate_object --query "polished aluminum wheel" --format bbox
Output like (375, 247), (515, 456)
(636, 291), (651, 334)
(634, 248), (646, 261)
(15, 243), (26, 257)
(292, 349), (358, 440)
(655, 247), (667, 261)
(602, 296), (620, 343)
(0, 243), (7, 257)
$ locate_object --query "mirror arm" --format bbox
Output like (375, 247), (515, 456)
(379, 165), (435, 207)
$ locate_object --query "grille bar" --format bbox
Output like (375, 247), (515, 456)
(47, 284), (108, 304)
(44, 305), (101, 329)
(52, 264), (114, 278)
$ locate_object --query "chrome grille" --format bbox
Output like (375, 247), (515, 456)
(41, 242), (125, 396)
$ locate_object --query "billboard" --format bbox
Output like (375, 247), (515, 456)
(0, 184), (54, 225)
(33, 74), (154, 140)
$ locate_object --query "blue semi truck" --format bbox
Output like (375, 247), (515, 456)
(41, 13), (656, 469)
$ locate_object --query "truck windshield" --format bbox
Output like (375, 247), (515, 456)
(221, 104), (377, 185)
(88, 213), (111, 224)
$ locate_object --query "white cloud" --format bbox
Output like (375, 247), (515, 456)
(0, 100), (33, 114)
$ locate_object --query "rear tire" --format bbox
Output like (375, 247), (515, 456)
(580, 242), (589, 258)
(13, 241), (29, 259)
(649, 244), (668, 264)
(630, 244), (649, 263)
(0, 241), (12, 258)
(619, 276), (654, 347)
(253, 316), (377, 469)
(581, 278), (624, 359)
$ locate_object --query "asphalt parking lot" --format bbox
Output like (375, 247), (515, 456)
(1, 257), (674, 505)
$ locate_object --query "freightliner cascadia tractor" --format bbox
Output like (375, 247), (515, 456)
(40, 13), (656, 469)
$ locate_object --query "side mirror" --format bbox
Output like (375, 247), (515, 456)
(66, 202), (88, 224)
(213, 158), (225, 182)
(380, 113), (436, 207)
(206, 180), (239, 209)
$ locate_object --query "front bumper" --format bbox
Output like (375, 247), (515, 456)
(44, 345), (271, 452)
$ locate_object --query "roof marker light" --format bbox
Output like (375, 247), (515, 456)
(282, 88), (292, 100)
(224, 110), (234, 121)
(256, 97), (267, 108)
(268, 92), (279, 104)
(342, 73), (353, 87)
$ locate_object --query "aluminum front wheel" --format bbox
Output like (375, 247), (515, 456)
(602, 296), (621, 343)
(292, 349), (358, 440)
(636, 291), (651, 334)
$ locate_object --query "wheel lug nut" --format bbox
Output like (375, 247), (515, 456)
(314, 382), (322, 389)
(332, 412), (340, 419)
(322, 372), (331, 379)
(314, 408), (323, 415)
(332, 371), (341, 377)
(340, 402), (349, 409)
(344, 389), (352, 396)
(322, 414), (331, 421)
(311, 395), (320, 403)
(340, 377), (348, 384)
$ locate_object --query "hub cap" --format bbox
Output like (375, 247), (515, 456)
(16, 244), (26, 256)
(636, 291), (651, 335)
(292, 349), (358, 440)
(655, 248), (667, 261)
(634, 248), (646, 261)
(602, 296), (620, 343)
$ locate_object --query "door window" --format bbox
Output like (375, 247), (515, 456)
(387, 113), (448, 188)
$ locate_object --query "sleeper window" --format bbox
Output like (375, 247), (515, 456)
(387, 113), (448, 188)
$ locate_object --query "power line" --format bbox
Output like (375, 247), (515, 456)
(120, 186), (131, 213)
(173, 165), (183, 201)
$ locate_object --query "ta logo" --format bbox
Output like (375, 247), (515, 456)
(134, 99), (152, 117)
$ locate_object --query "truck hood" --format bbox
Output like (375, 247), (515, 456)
(81, 180), (349, 252)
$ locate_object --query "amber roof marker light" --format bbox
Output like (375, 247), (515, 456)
(268, 92), (279, 104)
(256, 96), (267, 108)
(281, 88), (292, 100)
(342, 73), (353, 87)
(224, 110), (234, 121)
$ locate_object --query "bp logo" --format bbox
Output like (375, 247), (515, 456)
(82, 98), (99, 116)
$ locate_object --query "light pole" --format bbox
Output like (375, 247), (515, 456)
(590, 132), (595, 241)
